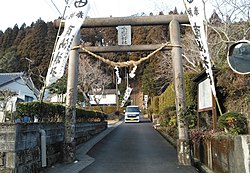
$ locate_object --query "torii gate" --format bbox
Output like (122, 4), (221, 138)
(56, 14), (191, 165)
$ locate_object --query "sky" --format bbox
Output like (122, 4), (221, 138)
(0, 0), (213, 32)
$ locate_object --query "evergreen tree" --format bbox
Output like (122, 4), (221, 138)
(13, 28), (26, 47)
(142, 63), (157, 98)
(0, 28), (14, 50)
(0, 47), (19, 72)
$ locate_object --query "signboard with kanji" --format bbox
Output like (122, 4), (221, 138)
(198, 78), (212, 110)
(118, 26), (131, 45)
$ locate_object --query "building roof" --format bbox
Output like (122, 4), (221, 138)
(0, 72), (40, 98)
(89, 89), (116, 95)
(0, 73), (22, 86)
(104, 89), (117, 95)
(192, 67), (218, 83)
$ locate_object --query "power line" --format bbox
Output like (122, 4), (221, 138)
(91, 1), (100, 17)
(50, 0), (63, 16)
(44, 0), (66, 17)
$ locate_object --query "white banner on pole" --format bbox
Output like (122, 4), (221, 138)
(45, 0), (90, 87)
(120, 87), (133, 107)
(183, 0), (216, 97)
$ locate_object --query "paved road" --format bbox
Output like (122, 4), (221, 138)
(79, 118), (199, 173)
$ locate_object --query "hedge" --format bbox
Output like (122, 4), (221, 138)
(85, 106), (124, 115)
(16, 101), (108, 123)
(217, 112), (248, 135)
(151, 72), (197, 114)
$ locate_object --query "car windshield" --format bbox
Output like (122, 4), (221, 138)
(126, 106), (140, 112)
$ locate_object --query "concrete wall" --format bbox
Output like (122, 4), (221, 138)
(0, 122), (107, 173)
(193, 135), (250, 173)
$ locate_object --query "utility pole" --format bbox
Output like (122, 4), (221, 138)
(63, 31), (80, 163)
(170, 19), (191, 165)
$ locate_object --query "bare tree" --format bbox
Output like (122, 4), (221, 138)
(78, 54), (112, 107)
(180, 0), (250, 70)
(0, 89), (17, 122)
(203, 0), (249, 68)
(181, 29), (203, 72)
(211, 0), (250, 22)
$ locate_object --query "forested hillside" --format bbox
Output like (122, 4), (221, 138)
(0, 19), (57, 88)
(0, 10), (183, 94)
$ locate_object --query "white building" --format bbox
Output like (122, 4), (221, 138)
(0, 72), (39, 122)
(89, 89), (117, 106)
(49, 93), (66, 103)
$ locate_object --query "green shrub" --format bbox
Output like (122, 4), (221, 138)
(158, 106), (176, 127)
(16, 101), (108, 123)
(168, 115), (177, 127)
(184, 73), (198, 107)
(217, 112), (248, 135)
(147, 106), (154, 120)
(185, 105), (197, 129)
(87, 106), (124, 115)
(159, 83), (175, 112)
(157, 72), (197, 115)
(150, 72), (198, 128)
(17, 101), (64, 121)
(158, 105), (197, 129)
(151, 96), (160, 114)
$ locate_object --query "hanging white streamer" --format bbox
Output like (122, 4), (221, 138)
(114, 66), (121, 84)
(129, 65), (137, 78)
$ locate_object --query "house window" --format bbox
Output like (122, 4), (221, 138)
(25, 95), (34, 102)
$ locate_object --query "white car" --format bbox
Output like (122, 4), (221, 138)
(124, 105), (140, 123)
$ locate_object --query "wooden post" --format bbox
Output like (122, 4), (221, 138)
(212, 95), (217, 131)
(63, 31), (80, 163)
(170, 19), (191, 165)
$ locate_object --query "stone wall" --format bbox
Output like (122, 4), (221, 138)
(155, 127), (250, 173)
(0, 124), (16, 173)
(75, 122), (107, 145)
(0, 122), (107, 173)
(193, 135), (250, 173)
